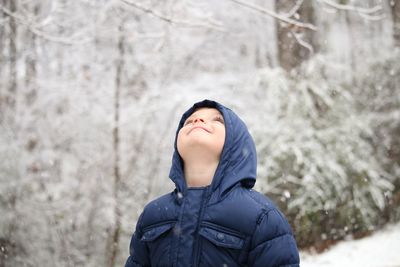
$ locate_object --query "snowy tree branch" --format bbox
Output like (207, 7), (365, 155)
(119, 0), (225, 31)
(358, 13), (386, 21)
(319, 0), (383, 15)
(284, 0), (305, 18)
(228, 0), (317, 31)
(0, 5), (91, 45)
(290, 31), (314, 55)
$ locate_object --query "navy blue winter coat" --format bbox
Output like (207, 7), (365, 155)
(125, 100), (299, 267)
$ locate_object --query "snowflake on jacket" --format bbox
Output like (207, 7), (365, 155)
(125, 99), (300, 267)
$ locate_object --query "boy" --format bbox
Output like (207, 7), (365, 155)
(125, 99), (299, 267)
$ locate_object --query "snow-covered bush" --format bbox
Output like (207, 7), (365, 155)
(354, 51), (400, 224)
(251, 55), (398, 248)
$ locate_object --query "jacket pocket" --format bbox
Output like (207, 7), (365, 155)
(141, 222), (175, 266)
(199, 226), (245, 249)
(141, 223), (174, 242)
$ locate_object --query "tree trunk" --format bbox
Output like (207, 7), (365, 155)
(108, 19), (125, 267)
(0, 0), (5, 120)
(0, 0), (18, 122)
(275, 0), (317, 72)
(0, 0), (4, 56)
(24, 4), (38, 106)
(391, 0), (400, 46)
(8, 0), (18, 111)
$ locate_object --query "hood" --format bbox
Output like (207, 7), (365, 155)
(169, 99), (257, 198)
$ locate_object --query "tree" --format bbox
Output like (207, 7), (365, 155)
(0, 0), (18, 123)
(390, 0), (400, 46)
(23, 3), (38, 104)
(108, 15), (126, 267)
(275, 0), (317, 71)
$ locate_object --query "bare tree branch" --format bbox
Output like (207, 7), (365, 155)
(319, 0), (383, 15)
(290, 30), (314, 55)
(0, 5), (91, 45)
(285, 0), (305, 18)
(228, 0), (317, 31)
(358, 12), (386, 21)
(119, 0), (225, 32)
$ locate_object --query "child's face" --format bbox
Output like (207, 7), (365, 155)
(177, 108), (226, 161)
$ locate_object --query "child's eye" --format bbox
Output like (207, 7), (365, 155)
(213, 116), (224, 124)
(184, 119), (193, 126)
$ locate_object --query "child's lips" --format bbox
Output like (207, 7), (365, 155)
(189, 126), (211, 134)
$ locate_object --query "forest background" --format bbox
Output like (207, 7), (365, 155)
(1, 0), (400, 266)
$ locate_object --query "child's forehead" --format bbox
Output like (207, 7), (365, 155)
(187, 107), (222, 118)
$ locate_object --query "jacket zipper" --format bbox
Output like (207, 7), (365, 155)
(192, 187), (209, 266)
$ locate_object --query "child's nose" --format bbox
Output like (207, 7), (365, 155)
(193, 118), (205, 123)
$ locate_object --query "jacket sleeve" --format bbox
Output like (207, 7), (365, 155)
(124, 213), (150, 267)
(248, 208), (300, 267)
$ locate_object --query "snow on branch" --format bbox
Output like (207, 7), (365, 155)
(119, 0), (225, 31)
(290, 31), (314, 54)
(228, 0), (317, 31)
(0, 5), (91, 45)
(284, 0), (305, 18)
(319, 0), (383, 16)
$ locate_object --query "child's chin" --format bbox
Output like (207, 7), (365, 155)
(186, 141), (219, 153)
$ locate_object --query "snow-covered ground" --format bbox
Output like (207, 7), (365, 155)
(300, 222), (400, 267)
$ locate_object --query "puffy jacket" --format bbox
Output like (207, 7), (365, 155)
(125, 100), (299, 267)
